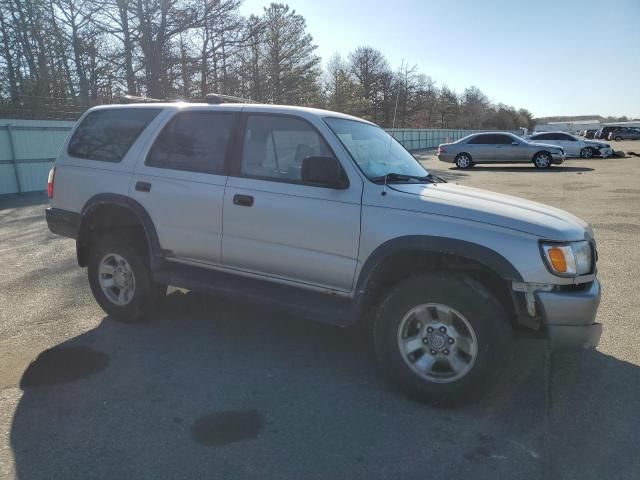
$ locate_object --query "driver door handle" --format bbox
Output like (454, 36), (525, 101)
(233, 194), (254, 207)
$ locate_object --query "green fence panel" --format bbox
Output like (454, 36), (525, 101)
(0, 119), (74, 195)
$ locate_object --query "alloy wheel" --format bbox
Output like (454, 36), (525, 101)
(397, 303), (478, 383)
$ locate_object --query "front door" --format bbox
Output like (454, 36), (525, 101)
(221, 113), (362, 292)
(130, 110), (237, 264)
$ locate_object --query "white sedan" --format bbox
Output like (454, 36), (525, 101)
(527, 132), (613, 158)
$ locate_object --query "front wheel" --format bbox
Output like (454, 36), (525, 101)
(533, 151), (552, 169)
(374, 274), (512, 405)
(580, 147), (593, 158)
(88, 234), (166, 322)
(455, 153), (474, 169)
(614, 136), (622, 142)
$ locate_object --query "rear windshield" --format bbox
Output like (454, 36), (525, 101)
(68, 108), (161, 162)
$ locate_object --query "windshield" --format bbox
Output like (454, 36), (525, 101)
(324, 117), (428, 180)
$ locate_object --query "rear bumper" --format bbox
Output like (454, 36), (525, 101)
(536, 279), (602, 350)
(46, 207), (80, 239)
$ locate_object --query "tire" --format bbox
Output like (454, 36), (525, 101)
(533, 151), (552, 169)
(454, 153), (473, 169)
(615, 136), (622, 142)
(88, 234), (166, 322)
(373, 274), (512, 405)
(580, 147), (593, 158)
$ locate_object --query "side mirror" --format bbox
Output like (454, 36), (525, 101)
(301, 156), (346, 188)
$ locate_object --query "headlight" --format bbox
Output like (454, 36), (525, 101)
(540, 241), (593, 277)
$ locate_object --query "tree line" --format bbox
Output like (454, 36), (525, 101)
(0, 0), (535, 129)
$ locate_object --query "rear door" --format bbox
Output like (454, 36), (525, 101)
(548, 133), (578, 155)
(465, 134), (495, 161)
(221, 113), (362, 292)
(130, 110), (237, 264)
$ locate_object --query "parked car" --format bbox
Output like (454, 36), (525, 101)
(437, 132), (565, 168)
(595, 126), (622, 139)
(46, 101), (601, 405)
(607, 127), (640, 141)
(584, 129), (597, 139)
(528, 132), (613, 158)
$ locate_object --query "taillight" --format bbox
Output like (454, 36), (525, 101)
(47, 166), (56, 199)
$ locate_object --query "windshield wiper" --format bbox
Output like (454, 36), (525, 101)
(370, 172), (446, 184)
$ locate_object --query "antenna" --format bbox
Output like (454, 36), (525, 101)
(391, 58), (404, 129)
(382, 58), (405, 197)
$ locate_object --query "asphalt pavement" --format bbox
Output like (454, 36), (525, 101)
(0, 144), (639, 479)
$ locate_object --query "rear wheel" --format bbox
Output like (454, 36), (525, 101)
(455, 153), (473, 169)
(374, 274), (512, 405)
(580, 147), (593, 158)
(88, 234), (166, 322)
(533, 151), (552, 169)
(615, 136), (622, 141)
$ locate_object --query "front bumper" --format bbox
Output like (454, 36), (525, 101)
(551, 152), (566, 164)
(536, 279), (602, 350)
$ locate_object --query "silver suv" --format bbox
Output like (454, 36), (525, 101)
(46, 102), (601, 405)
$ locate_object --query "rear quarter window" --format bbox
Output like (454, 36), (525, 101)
(67, 108), (161, 162)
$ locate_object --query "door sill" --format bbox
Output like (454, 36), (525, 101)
(153, 261), (357, 326)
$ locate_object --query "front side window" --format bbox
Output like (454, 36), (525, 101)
(68, 108), (161, 162)
(325, 117), (427, 179)
(495, 135), (514, 144)
(146, 112), (235, 175)
(241, 115), (334, 182)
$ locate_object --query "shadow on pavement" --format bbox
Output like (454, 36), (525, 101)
(547, 350), (640, 480)
(9, 291), (638, 479)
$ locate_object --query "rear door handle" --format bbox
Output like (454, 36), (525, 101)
(135, 181), (152, 193)
(233, 194), (254, 207)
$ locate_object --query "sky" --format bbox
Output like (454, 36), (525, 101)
(239, 0), (640, 118)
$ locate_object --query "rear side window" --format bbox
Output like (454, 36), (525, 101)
(468, 134), (504, 144)
(532, 133), (552, 140)
(468, 135), (490, 144)
(146, 112), (235, 175)
(68, 108), (161, 162)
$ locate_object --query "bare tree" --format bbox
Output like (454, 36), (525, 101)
(261, 3), (320, 105)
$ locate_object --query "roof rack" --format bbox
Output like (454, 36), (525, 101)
(121, 94), (165, 104)
(118, 93), (260, 105)
(204, 93), (260, 105)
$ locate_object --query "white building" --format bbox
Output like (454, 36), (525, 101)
(534, 120), (601, 133)
(602, 121), (640, 128)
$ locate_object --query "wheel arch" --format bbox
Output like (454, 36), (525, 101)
(353, 236), (525, 324)
(532, 149), (551, 160)
(77, 194), (163, 268)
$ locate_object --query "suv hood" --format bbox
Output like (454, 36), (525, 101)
(388, 182), (590, 241)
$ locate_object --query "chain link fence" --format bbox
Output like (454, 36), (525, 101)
(386, 128), (524, 151)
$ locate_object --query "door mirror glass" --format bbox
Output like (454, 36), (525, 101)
(301, 156), (344, 188)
